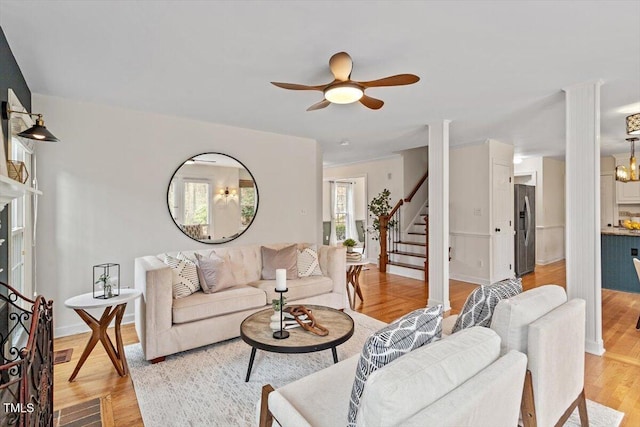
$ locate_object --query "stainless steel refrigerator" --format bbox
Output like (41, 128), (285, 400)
(514, 184), (535, 276)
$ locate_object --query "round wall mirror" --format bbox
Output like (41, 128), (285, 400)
(167, 153), (259, 243)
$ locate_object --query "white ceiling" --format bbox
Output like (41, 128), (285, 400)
(1, 1), (639, 166)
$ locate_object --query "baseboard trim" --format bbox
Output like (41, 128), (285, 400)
(427, 298), (451, 312)
(55, 313), (135, 338)
(585, 339), (605, 356)
(536, 256), (566, 265)
(449, 273), (488, 286)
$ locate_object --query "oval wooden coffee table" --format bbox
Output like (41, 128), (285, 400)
(240, 305), (354, 382)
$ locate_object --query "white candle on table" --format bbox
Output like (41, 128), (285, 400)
(276, 269), (287, 291)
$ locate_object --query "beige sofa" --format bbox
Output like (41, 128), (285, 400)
(134, 244), (346, 361)
(259, 327), (528, 427)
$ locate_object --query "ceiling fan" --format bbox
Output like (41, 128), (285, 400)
(271, 52), (420, 111)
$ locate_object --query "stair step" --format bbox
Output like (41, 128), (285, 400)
(394, 240), (426, 247)
(414, 222), (426, 226)
(389, 250), (426, 259)
(388, 261), (425, 271)
(407, 232), (426, 236)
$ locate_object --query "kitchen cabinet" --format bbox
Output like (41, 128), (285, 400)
(601, 233), (640, 293)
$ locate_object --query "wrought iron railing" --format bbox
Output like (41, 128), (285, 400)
(0, 282), (53, 426)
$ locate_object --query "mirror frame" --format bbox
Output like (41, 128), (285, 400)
(166, 152), (259, 244)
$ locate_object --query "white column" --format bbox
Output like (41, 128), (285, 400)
(428, 120), (451, 311)
(563, 80), (604, 355)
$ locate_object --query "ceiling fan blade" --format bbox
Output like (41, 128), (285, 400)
(329, 52), (353, 81)
(358, 74), (420, 88)
(271, 82), (325, 91)
(307, 99), (331, 111)
(360, 95), (384, 110)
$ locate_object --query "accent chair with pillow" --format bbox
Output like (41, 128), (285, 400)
(490, 285), (588, 427)
(135, 243), (346, 362)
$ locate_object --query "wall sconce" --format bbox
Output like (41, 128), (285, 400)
(219, 187), (237, 204)
(2, 101), (60, 142)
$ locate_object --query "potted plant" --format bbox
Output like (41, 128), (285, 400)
(343, 238), (357, 253)
(95, 273), (112, 298)
(272, 297), (287, 312)
(367, 189), (397, 241)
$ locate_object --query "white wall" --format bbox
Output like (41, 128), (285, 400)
(400, 146), (428, 227)
(449, 140), (513, 285)
(323, 156), (403, 262)
(33, 94), (321, 337)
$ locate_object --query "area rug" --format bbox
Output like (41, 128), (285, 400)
(125, 311), (624, 427)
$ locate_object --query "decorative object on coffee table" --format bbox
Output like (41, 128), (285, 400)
(240, 305), (354, 382)
(93, 263), (120, 299)
(273, 269), (289, 339)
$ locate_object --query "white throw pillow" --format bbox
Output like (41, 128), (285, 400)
(297, 246), (323, 277)
(163, 252), (201, 298)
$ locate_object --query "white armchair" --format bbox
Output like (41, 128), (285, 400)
(490, 285), (588, 427)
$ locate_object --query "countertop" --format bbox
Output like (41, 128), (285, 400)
(601, 227), (640, 236)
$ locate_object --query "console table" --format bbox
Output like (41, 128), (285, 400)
(64, 289), (141, 381)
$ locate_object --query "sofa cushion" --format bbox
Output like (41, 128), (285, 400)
(248, 276), (333, 303)
(194, 252), (236, 293)
(451, 277), (522, 333)
(172, 285), (267, 324)
(357, 327), (502, 427)
(348, 305), (443, 426)
(213, 246), (262, 285)
(163, 253), (201, 299)
(490, 284), (567, 355)
(261, 244), (298, 280)
(297, 246), (323, 277)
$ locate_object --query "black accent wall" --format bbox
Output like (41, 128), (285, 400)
(0, 26), (31, 346)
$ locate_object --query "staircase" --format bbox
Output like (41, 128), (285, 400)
(378, 171), (429, 281)
(387, 206), (428, 280)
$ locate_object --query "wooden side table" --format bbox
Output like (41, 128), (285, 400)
(346, 261), (368, 309)
(64, 289), (141, 381)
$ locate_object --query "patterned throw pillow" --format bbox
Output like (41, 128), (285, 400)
(163, 253), (201, 299)
(451, 277), (522, 333)
(348, 305), (443, 426)
(297, 246), (323, 277)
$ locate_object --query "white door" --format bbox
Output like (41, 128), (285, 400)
(600, 174), (615, 228)
(492, 161), (513, 281)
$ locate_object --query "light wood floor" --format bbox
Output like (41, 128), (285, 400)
(53, 260), (640, 426)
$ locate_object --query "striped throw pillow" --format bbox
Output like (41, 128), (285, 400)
(348, 305), (443, 426)
(451, 277), (522, 333)
(297, 246), (323, 277)
(163, 253), (201, 299)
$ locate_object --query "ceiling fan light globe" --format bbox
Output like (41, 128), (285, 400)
(324, 84), (364, 104)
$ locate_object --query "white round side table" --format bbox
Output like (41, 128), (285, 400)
(64, 288), (141, 381)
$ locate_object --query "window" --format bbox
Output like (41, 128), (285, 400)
(239, 179), (255, 227)
(183, 181), (209, 225)
(334, 184), (348, 241)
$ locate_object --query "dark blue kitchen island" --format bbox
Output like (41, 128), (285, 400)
(601, 229), (640, 293)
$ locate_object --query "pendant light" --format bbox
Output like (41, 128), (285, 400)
(615, 137), (639, 182)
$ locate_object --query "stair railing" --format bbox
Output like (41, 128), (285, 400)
(378, 171), (428, 273)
